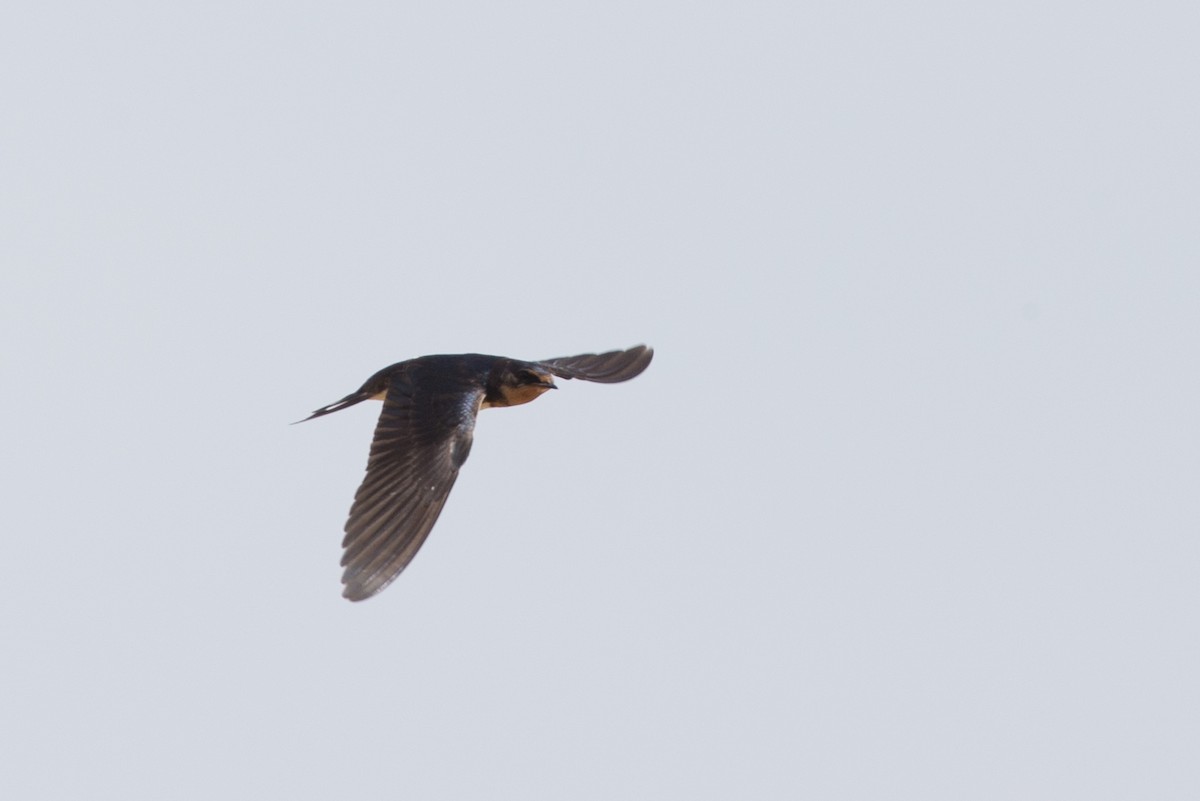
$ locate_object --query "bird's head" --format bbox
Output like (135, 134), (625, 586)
(488, 364), (558, 408)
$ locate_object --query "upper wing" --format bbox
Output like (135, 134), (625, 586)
(536, 345), (653, 383)
(339, 380), (484, 601)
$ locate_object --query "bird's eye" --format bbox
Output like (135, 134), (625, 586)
(517, 370), (539, 383)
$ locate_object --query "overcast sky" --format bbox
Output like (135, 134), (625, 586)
(2, 2), (1198, 799)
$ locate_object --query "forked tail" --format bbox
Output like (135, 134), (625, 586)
(292, 391), (376, 424)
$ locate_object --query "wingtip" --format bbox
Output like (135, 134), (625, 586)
(341, 569), (376, 601)
(608, 344), (655, 381)
(341, 574), (393, 602)
(537, 343), (655, 383)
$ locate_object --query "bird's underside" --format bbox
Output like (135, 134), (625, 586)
(299, 345), (653, 600)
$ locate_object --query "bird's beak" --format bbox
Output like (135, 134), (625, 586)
(538, 380), (558, 390)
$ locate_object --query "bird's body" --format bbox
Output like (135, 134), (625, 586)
(299, 345), (653, 601)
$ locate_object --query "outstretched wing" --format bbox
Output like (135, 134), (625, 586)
(536, 345), (653, 384)
(340, 380), (484, 601)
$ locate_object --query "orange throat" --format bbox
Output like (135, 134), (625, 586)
(482, 383), (553, 409)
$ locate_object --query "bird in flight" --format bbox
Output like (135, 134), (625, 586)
(298, 345), (653, 601)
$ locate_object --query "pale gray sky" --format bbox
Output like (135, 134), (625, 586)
(2, 2), (1198, 799)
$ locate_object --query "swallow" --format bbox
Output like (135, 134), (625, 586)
(299, 345), (653, 601)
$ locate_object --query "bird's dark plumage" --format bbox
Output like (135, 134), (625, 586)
(299, 345), (653, 601)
